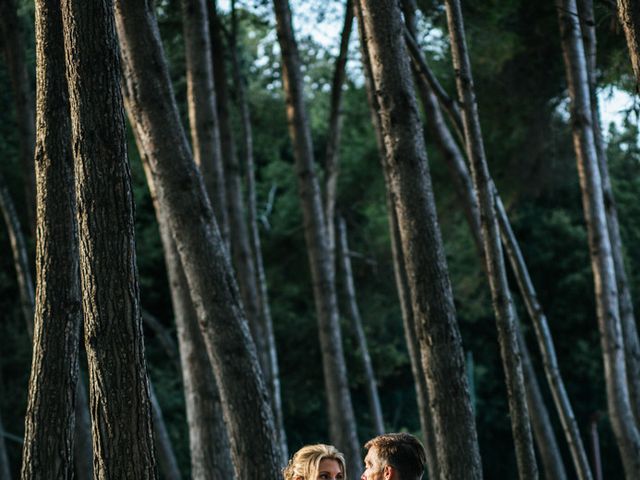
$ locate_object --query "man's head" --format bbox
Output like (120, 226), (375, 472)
(361, 433), (426, 480)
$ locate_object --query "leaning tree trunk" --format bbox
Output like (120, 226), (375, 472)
(20, 1), (82, 478)
(114, 1), (283, 476)
(444, 1), (538, 478)
(617, 0), (640, 87)
(337, 217), (384, 435)
(556, 0), (640, 477)
(355, 1), (482, 478)
(272, 0), (361, 476)
(131, 121), (234, 480)
(228, 0), (288, 459)
(578, 0), (640, 426)
(60, 0), (157, 477)
(0, 0), (36, 234)
(181, 0), (229, 247)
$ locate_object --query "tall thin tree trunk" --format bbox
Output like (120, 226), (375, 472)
(229, 0), (288, 459)
(60, 0), (157, 476)
(355, 1), (482, 478)
(590, 414), (603, 480)
(556, 1), (640, 476)
(272, 1), (361, 475)
(578, 0), (640, 425)
(324, 0), (353, 268)
(73, 380), (93, 480)
(149, 384), (182, 480)
(337, 217), (384, 435)
(20, 1), (81, 477)
(115, 1), (283, 476)
(0, 390), (11, 480)
(616, 0), (640, 87)
(0, 0), (36, 234)
(444, 1), (538, 478)
(181, 0), (229, 247)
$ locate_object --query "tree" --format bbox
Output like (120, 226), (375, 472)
(617, 0), (640, 87)
(60, 0), (157, 476)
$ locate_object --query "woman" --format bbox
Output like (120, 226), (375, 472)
(283, 444), (346, 480)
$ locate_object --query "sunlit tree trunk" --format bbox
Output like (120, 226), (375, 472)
(272, 1), (361, 476)
(444, 1), (538, 478)
(0, 0), (36, 234)
(20, 1), (81, 477)
(114, 1), (283, 476)
(617, 0), (640, 86)
(355, 1), (482, 478)
(60, 0), (157, 476)
(556, 0), (640, 476)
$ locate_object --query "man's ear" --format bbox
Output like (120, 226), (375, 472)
(383, 464), (394, 480)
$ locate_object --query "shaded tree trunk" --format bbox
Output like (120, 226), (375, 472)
(272, 0), (361, 476)
(181, 0), (229, 247)
(114, 1), (283, 476)
(578, 0), (640, 426)
(617, 0), (640, 87)
(73, 380), (93, 480)
(556, 0), (640, 477)
(355, 1), (482, 478)
(149, 384), (182, 480)
(337, 217), (384, 435)
(0, 0), (36, 234)
(229, 0), (288, 459)
(444, 1), (538, 478)
(60, 0), (157, 477)
(20, 1), (81, 477)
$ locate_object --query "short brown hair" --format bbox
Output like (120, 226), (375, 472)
(364, 433), (426, 479)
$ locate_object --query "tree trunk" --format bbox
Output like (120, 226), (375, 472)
(114, 1), (283, 476)
(229, 0), (288, 459)
(556, 1), (640, 477)
(60, 0), (157, 477)
(19, 2), (81, 477)
(74, 380), (93, 480)
(617, 0), (640, 87)
(444, 1), (538, 478)
(337, 217), (384, 435)
(589, 414), (603, 480)
(272, 1), (361, 476)
(578, 0), (640, 426)
(0, 0), (36, 234)
(149, 383), (182, 480)
(324, 0), (353, 268)
(355, 1), (482, 478)
(181, 0), (229, 247)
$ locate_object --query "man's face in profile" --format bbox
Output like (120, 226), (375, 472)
(361, 447), (386, 480)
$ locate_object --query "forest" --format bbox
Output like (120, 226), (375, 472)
(0, 0), (640, 478)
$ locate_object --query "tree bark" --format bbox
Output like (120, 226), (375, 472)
(181, 0), (229, 247)
(114, 1), (283, 476)
(444, 1), (538, 478)
(272, 1), (361, 476)
(19, 2), (81, 477)
(229, 0), (288, 459)
(0, 0), (36, 234)
(556, 1), (640, 477)
(355, 1), (482, 478)
(617, 0), (640, 87)
(337, 217), (384, 435)
(578, 0), (640, 426)
(60, 0), (157, 477)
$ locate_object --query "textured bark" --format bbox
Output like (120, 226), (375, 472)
(444, 2), (538, 478)
(20, 2), (81, 477)
(115, 1), (282, 476)
(0, 0), (36, 234)
(132, 126), (234, 480)
(207, 0), (269, 381)
(324, 0), (353, 268)
(60, 0), (157, 477)
(578, 0), (640, 426)
(272, 1), (361, 476)
(181, 0), (228, 247)
(229, 0), (288, 459)
(149, 384), (182, 480)
(556, 1), (640, 477)
(337, 217), (384, 435)
(355, 1), (482, 478)
(617, 0), (640, 86)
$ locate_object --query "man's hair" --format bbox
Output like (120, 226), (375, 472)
(364, 433), (426, 480)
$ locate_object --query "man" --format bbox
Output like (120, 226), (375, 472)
(361, 433), (426, 480)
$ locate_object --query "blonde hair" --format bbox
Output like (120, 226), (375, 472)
(283, 444), (346, 480)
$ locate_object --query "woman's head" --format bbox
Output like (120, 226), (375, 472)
(283, 444), (346, 480)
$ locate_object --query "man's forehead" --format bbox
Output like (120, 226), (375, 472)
(365, 447), (379, 462)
